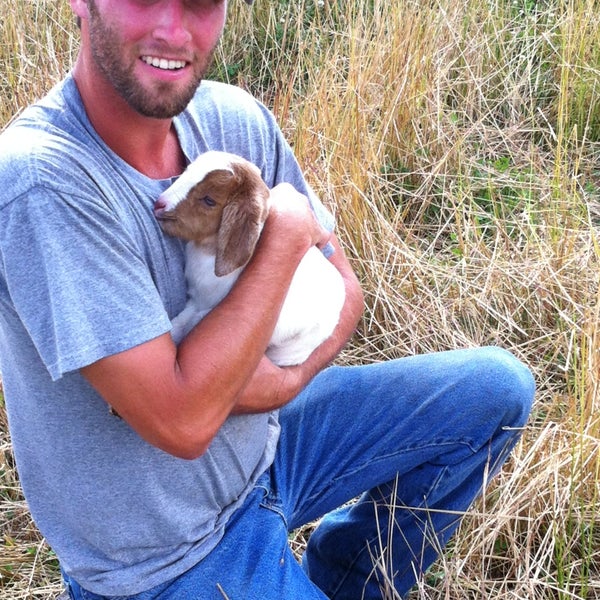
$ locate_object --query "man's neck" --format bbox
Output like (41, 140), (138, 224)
(72, 58), (187, 180)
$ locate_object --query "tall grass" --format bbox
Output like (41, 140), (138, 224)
(1, 0), (599, 598)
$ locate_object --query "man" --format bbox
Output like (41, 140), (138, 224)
(0, 1), (535, 598)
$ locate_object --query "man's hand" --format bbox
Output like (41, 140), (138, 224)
(266, 183), (332, 252)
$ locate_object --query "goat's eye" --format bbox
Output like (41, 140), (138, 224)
(200, 195), (216, 207)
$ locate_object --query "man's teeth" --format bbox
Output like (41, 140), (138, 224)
(142, 56), (186, 70)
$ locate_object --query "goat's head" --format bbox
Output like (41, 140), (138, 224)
(155, 151), (270, 276)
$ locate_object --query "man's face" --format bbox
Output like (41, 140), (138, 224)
(85, 0), (227, 118)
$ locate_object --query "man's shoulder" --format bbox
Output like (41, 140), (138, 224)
(1, 75), (78, 140)
(0, 122), (57, 210)
(178, 80), (280, 162)
(0, 76), (102, 207)
(195, 79), (256, 104)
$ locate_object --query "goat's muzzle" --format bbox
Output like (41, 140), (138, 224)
(153, 198), (176, 221)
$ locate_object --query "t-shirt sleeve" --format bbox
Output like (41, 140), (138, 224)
(0, 186), (172, 381)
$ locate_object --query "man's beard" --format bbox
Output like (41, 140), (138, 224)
(86, 0), (214, 118)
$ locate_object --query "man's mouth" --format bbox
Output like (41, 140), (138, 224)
(141, 56), (188, 71)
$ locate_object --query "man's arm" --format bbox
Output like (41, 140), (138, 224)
(80, 185), (361, 459)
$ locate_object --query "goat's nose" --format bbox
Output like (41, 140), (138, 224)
(154, 197), (167, 218)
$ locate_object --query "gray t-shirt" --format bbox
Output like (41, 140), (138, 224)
(0, 75), (334, 596)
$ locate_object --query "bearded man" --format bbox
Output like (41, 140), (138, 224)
(0, 2), (534, 598)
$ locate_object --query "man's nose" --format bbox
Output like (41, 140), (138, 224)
(152, 1), (193, 47)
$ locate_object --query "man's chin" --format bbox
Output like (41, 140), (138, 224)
(126, 86), (200, 119)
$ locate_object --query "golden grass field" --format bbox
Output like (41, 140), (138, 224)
(1, 0), (599, 598)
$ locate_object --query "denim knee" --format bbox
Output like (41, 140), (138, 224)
(471, 346), (535, 428)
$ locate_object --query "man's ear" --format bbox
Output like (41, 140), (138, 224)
(69, 0), (89, 21)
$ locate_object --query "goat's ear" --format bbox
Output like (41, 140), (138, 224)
(215, 195), (264, 276)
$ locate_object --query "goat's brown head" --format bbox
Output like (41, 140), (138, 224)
(155, 151), (270, 276)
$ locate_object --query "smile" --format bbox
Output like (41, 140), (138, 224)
(141, 56), (187, 71)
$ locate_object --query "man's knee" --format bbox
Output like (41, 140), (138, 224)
(470, 346), (535, 428)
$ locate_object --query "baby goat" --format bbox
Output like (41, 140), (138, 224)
(154, 151), (345, 366)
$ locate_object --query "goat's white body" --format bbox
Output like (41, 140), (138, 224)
(170, 245), (242, 344)
(171, 243), (345, 366)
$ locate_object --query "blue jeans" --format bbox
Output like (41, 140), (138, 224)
(63, 347), (534, 599)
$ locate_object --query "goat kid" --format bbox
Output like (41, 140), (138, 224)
(154, 151), (345, 366)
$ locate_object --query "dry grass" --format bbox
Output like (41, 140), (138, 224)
(1, 0), (599, 598)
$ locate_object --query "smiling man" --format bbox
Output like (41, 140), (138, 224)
(0, 1), (535, 599)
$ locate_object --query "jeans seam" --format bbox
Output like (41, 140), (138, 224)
(304, 440), (476, 509)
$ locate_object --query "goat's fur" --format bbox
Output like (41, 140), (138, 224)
(154, 151), (345, 366)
